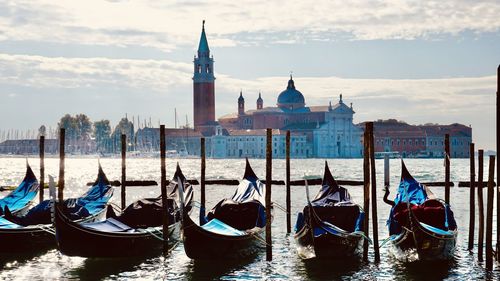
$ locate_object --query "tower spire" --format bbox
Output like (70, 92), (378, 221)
(198, 20), (209, 54)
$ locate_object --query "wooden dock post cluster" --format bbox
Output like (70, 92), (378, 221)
(477, 150), (485, 262)
(367, 122), (380, 262)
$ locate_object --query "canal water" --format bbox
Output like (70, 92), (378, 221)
(0, 157), (498, 280)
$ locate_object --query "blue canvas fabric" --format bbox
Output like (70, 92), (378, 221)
(297, 161), (364, 235)
(0, 164), (39, 213)
(205, 159), (267, 231)
(387, 160), (457, 235)
(80, 164), (193, 233)
(201, 218), (246, 236)
(392, 161), (428, 206)
(0, 216), (21, 229)
(2, 165), (113, 227)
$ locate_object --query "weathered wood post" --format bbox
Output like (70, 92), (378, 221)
(200, 137), (206, 224)
(265, 128), (273, 261)
(160, 125), (168, 248)
(384, 155), (390, 189)
(486, 155), (495, 270)
(285, 130), (291, 234)
(57, 128), (65, 202)
(362, 123), (371, 261)
(496, 64), (500, 261)
(477, 149), (485, 262)
(444, 133), (450, 205)
(39, 135), (45, 203)
(367, 122), (380, 262)
(121, 134), (126, 210)
(468, 143), (475, 251)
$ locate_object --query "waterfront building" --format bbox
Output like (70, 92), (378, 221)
(371, 119), (472, 158)
(0, 139), (58, 155)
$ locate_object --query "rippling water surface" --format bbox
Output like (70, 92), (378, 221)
(0, 157), (499, 280)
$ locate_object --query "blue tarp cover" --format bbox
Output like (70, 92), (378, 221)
(0, 165), (39, 213)
(201, 218), (246, 236)
(205, 159), (266, 231)
(1, 165), (113, 227)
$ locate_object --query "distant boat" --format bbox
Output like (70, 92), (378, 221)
(294, 161), (368, 260)
(386, 160), (457, 261)
(374, 151), (401, 159)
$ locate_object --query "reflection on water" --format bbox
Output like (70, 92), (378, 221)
(301, 258), (363, 280)
(186, 256), (259, 280)
(0, 157), (500, 280)
(68, 255), (157, 281)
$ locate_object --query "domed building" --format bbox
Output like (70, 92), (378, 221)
(217, 76), (363, 158)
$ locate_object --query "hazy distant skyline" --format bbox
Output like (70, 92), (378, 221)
(0, 1), (499, 149)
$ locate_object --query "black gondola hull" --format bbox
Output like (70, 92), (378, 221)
(390, 224), (457, 261)
(182, 214), (264, 260)
(295, 225), (363, 260)
(0, 208), (106, 253)
(54, 206), (179, 257)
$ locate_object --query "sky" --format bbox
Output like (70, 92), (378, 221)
(0, 0), (499, 150)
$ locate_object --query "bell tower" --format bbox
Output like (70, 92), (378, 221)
(193, 20), (215, 132)
(238, 90), (245, 115)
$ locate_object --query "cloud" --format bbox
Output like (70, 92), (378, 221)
(0, 52), (495, 148)
(0, 0), (498, 51)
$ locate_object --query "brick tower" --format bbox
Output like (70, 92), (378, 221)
(193, 20), (215, 134)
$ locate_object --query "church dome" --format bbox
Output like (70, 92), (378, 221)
(277, 76), (305, 109)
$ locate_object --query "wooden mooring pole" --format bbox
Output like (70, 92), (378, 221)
(121, 134), (126, 210)
(368, 122), (380, 262)
(444, 134), (450, 205)
(496, 64), (500, 261)
(200, 137), (206, 224)
(265, 128), (273, 261)
(57, 129), (65, 201)
(362, 123), (371, 261)
(39, 135), (45, 203)
(160, 125), (168, 248)
(468, 143), (476, 251)
(486, 155), (495, 270)
(57, 129), (65, 202)
(285, 130), (291, 234)
(477, 149), (485, 262)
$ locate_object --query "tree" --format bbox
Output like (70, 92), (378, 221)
(111, 117), (134, 151)
(58, 114), (78, 140)
(94, 120), (111, 152)
(75, 114), (92, 141)
(38, 125), (46, 137)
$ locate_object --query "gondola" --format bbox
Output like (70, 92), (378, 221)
(0, 162), (39, 216)
(294, 161), (368, 260)
(182, 159), (267, 260)
(385, 160), (457, 261)
(0, 165), (114, 253)
(54, 164), (193, 257)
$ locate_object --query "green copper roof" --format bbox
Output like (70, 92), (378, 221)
(198, 20), (209, 53)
